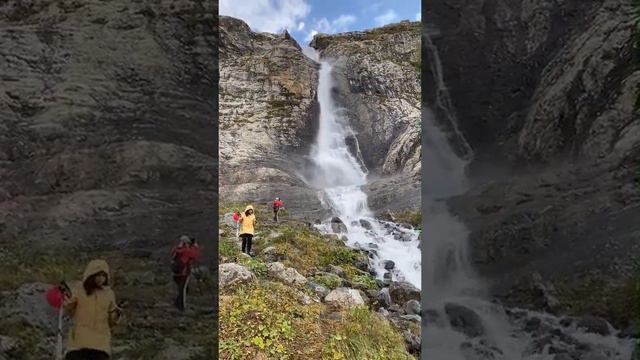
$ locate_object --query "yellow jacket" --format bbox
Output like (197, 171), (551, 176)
(239, 205), (257, 235)
(64, 259), (122, 356)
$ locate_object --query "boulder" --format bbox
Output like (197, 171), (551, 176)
(219, 263), (255, 289)
(444, 303), (486, 338)
(403, 299), (421, 316)
(267, 262), (307, 286)
(359, 219), (373, 230)
(383, 260), (395, 270)
(324, 288), (365, 309)
(576, 316), (611, 336)
(388, 281), (420, 305)
(306, 282), (330, 299)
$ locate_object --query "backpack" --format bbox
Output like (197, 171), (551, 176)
(171, 253), (188, 275)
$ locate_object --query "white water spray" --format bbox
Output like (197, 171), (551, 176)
(306, 50), (422, 289)
(422, 34), (634, 360)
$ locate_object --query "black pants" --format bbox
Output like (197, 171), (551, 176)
(240, 233), (253, 254)
(173, 275), (190, 310)
(273, 208), (279, 222)
(65, 349), (109, 360)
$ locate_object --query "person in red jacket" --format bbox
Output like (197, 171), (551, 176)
(272, 197), (284, 222)
(171, 235), (201, 311)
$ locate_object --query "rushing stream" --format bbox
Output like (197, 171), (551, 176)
(303, 49), (422, 289)
(422, 33), (634, 359)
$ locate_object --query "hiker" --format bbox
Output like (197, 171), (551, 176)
(272, 197), (284, 222)
(239, 205), (257, 256)
(171, 235), (202, 311)
(62, 259), (123, 360)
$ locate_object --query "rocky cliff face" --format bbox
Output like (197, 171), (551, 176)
(218, 16), (324, 217)
(0, 0), (216, 251)
(426, 0), (638, 166)
(427, 0), (640, 324)
(0, 0), (216, 357)
(219, 18), (421, 214)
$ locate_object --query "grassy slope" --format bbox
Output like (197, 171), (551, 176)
(218, 202), (416, 360)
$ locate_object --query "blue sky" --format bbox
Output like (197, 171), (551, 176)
(220, 0), (421, 46)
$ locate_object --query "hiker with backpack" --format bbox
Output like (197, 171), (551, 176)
(61, 259), (123, 360)
(171, 235), (201, 311)
(272, 197), (284, 222)
(239, 205), (257, 256)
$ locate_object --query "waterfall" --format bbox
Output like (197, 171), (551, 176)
(304, 48), (422, 289)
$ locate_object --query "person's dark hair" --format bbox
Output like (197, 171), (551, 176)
(83, 272), (108, 295)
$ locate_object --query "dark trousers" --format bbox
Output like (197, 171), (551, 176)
(173, 275), (190, 310)
(65, 349), (109, 360)
(273, 208), (279, 221)
(240, 233), (253, 254)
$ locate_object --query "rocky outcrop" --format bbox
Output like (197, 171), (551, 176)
(311, 21), (421, 178)
(219, 263), (256, 288)
(324, 287), (365, 309)
(426, 0), (638, 167)
(0, 0), (217, 251)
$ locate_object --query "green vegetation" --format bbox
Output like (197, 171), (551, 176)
(220, 281), (322, 360)
(394, 209), (422, 228)
(554, 270), (640, 328)
(322, 307), (415, 360)
(314, 274), (342, 290)
(219, 281), (413, 360)
(0, 250), (82, 291)
(351, 274), (378, 290)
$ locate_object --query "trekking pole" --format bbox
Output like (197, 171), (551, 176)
(235, 220), (239, 238)
(55, 303), (63, 360)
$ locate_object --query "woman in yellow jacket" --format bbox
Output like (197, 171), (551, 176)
(63, 259), (123, 360)
(239, 205), (257, 256)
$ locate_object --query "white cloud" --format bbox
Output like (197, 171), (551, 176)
(298, 22), (305, 31)
(333, 14), (357, 28)
(304, 14), (357, 43)
(374, 10), (398, 26)
(416, 12), (421, 21)
(219, 0), (311, 34)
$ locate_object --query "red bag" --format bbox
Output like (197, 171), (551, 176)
(233, 212), (240, 222)
(46, 286), (64, 309)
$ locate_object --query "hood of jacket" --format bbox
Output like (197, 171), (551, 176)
(82, 259), (111, 285)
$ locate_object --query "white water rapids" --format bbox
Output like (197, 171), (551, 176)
(303, 50), (422, 289)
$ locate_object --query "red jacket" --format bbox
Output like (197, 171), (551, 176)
(273, 200), (284, 209)
(171, 245), (201, 276)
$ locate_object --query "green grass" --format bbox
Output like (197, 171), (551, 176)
(269, 226), (366, 275)
(314, 274), (342, 290)
(219, 281), (323, 360)
(220, 282), (412, 360)
(322, 306), (414, 360)
(554, 272), (640, 328)
(0, 250), (84, 291)
(394, 209), (422, 228)
(351, 274), (378, 290)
